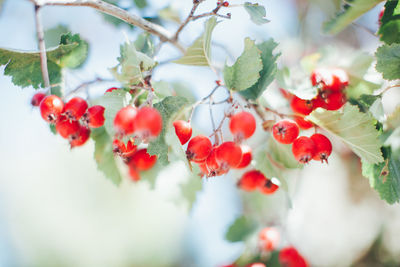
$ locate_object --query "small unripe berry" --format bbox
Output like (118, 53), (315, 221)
(31, 92), (46, 106)
(258, 227), (280, 251)
(114, 106), (137, 135)
(216, 141), (243, 169)
(290, 96), (314, 115)
(238, 170), (266, 192)
(64, 97), (88, 120)
(55, 117), (80, 139)
(40, 95), (64, 123)
(84, 105), (105, 128)
(133, 107), (163, 140)
(292, 136), (316, 164)
(173, 120), (192, 145)
(130, 149), (157, 171)
(186, 135), (212, 163)
(310, 133), (332, 163)
(272, 120), (300, 144)
(229, 111), (256, 140)
(69, 125), (90, 148)
(233, 145), (252, 169)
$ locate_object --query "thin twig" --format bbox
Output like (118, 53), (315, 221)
(67, 77), (114, 97)
(352, 22), (378, 38)
(379, 84), (400, 95)
(173, 0), (204, 41)
(33, 4), (50, 89)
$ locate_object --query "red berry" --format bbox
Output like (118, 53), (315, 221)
(229, 111), (256, 140)
(84, 105), (105, 128)
(55, 117), (80, 139)
(198, 162), (210, 177)
(292, 136), (316, 164)
(222, 1), (229, 7)
(272, 120), (300, 144)
(64, 97), (88, 120)
(246, 263), (265, 267)
(311, 94), (325, 109)
(129, 166), (140, 182)
(310, 133), (332, 163)
(113, 139), (137, 158)
(238, 170), (266, 192)
(330, 68), (349, 91)
(311, 68), (348, 91)
(206, 147), (221, 176)
(133, 107), (162, 140)
(323, 91), (346, 110)
(260, 179), (279, 194)
(290, 96), (314, 115)
(173, 120), (192, 145)
(69, 125), (90, 148)
(31, 92), (46, 106)
(114, 106), (137, 135)
(294, 116), (313, 130)
(186, 135), (212, 163)
(130, 149), (157, 171)
(40, 95), (64, 123)
(379, 7), (385, 25)
(105, 87), (118, 94)
(279, 246), (309, 267)
(259, 227), (280, 251)
(216, 141), (243, 169)
(234, 145), (252, 169)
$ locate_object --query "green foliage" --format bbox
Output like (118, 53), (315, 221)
(243, 2), (270, 25)
(375, 43), (400, 81)
(147, 96), (189, 165)
(276, 67), (317, 100)
(240, 39), (280, 100)
(224, 38), (263, 92)
(173, 17), (217, 66)
(110, 41), (156, 86)
(91, 127), (122, 185)
(349, 95), (385, 122)
(58, 33), (89, 69)
(307, 104), (384, 164)
(225, 215), (257, 242)
(323, 0), (383, 34)
(44, 25), (69, 48)
(378, 0), (400, 45)
(134, 33), (155, 56)
(134, 0), (147, 9)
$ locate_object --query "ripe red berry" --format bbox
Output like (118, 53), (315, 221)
(238, 170), (266, 192)
(229, 111), (256, 140)
(55, 117), (80, 139)
(69, 125), (90, 148)
(260, 179), (279, 194)
(330, 68), (349, 91)
(234, 145), (252, 169)
(323, 91), (346, 110)
(259, 227), (280, 251)
(186, 135), (212, 163)
(114, 106), (137, 135)
(105, 87), (118, 94)
(311, 94), (325, 109)
(133, 107), (162, 140)
(206, 147), (221, 176)
(290, 96), (314, 115)
(129, 166), (141, 182)
(40, 95), (64, 123)
(64, 97), (88, 120)
(310, 133), (332, 163)
(113, 139), (137, 158)
(294, 116), (313, 130)
(292, 136), (316, 164)
(84, 105), (105, 128)
(279, 246), (309, 267)
(130, 149), (157, 171)
(216, 141), (243, 169)
(311, 68), (348, 91)
(173, 120), (192, 145)
(198, 162), (210, 177)
(272, 120), (300, 144)
(31, 92), (46, 106)
(222, 1), (229, 7)
(379, 7), (385, 25)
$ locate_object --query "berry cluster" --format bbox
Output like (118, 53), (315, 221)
(32, 93), (105, 147)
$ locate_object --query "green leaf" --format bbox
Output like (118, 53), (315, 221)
(173, 17), (217, 66)
(58, 33), (89, 69)
(376, 43), (400, 81)
(243, 2), (270, 25)
(111, 41), (156, 86)
(362, 148), (400, 204)
(147, 96), (189, 165)
(240, 39), (280, 100)
(225, 215), (257, 242)
(323, 0), (383, 34)
(378, 0), (400, 45)
(134, 32), (154, 56)
(276, 67), (317, 100)
(224, 38), (262, 91)
(134, 0), (147, 9)
(92, 90), (132, 137)
(307, 104), (384, 164)
(268, 138), (302, 169)
(44, 25), (69, 48)
(91, 127), (122, 185)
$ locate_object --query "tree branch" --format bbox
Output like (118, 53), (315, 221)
(34, 4), (51, 89)
(33, 0), (185, 53)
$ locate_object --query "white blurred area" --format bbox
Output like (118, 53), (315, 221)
(0, 0), (399, 267)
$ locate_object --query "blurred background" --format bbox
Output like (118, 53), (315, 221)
(0, 0), (399, 266)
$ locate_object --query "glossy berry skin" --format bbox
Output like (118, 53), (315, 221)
(216, 141), (243, 169)
(229, 111), (256, 140)
(84, 105), (105, 128)
(259, 227), (280, 251)
(114, 106), (137, 135)
(272, 120), (300, 144)
(323, 91), (346, 110)
(290, 96), (314, 115)
(260, 179), (279, 194)
(279, 246), (309, 267)
(222, 1), (229, 7)
(311, 94), (325, 109)
(40, 95), (64, 123)
(55, 118), (80, 139)
(173, 120), (192, 145)
(198, 162), (210, 177)
(105, 87), (118, 93)
(238, 170), (266, 192)
(294, 116), (313, 130)
(31, 92), (46, 106)
(206, 147), (228, 177)
(234, 145), (252, 169)
(64, 97), (88, 120)
(186, 135), (212, 163)
(129, 166), (140, 182)
(292, 136), (316, 164)
(130, 149), (157, 171)
(113, 139), (137, 158)
(133, 107), (163, 140)
(69, 125), (90, 148)
(311, 68), (348, 92)
(310, 133), (332, 163)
